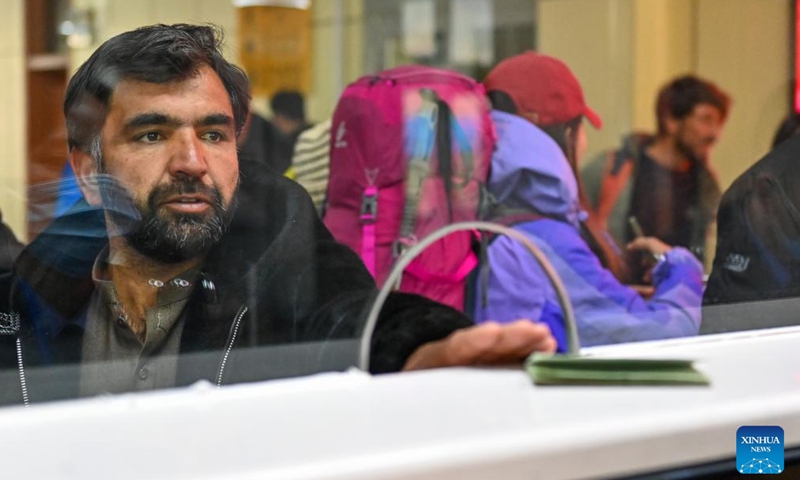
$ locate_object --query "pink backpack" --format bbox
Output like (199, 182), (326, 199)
(323, 65), (494, 311)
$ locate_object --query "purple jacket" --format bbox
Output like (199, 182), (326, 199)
(473, 111), (703, 350)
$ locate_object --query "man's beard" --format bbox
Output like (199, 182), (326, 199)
(98, 172), (238, 264)
(675, 139), (704, 165)
(675, 129), (713, 165)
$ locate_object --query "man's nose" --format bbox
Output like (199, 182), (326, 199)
(709, 121), (724, 139)
(169, 130), (208, 178)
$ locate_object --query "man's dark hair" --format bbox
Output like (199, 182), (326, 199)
(655, 75), (731, 136)
(270, 91), (305, 122)
(64, 23), (250, 152)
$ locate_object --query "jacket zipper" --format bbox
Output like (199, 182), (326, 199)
(16, 337), (29, 406)
(216, 306), (248, 387)
(15, 304), (248, 400)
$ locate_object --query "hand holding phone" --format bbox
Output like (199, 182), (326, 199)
(627, 216), (668, 263)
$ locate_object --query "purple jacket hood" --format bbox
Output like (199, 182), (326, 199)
(488, 110), (586, 228)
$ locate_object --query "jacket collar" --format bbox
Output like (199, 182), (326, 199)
(11, 158), (282, 330)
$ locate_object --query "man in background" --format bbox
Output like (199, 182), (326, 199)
(239, 90), (310, 175)
(582, 75), (731, 281)
(270, 91), (311, 174)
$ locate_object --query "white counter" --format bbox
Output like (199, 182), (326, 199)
(1, 326), (799, 479)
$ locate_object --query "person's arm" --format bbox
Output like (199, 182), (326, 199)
(574, 237), (703, 346)
(472, 233), (569, 352)
(480, 222), (702, 349)
(369, 292), (556, 373)
(268, 176), (557, 373)
(298, 233), (557, 373)
(401, 320), (556, 371)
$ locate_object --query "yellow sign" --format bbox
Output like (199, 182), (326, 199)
(237, 5), (312, 97)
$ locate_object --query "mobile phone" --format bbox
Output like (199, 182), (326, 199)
(628, 216), (645, 238)
(628, 216), (663, 263)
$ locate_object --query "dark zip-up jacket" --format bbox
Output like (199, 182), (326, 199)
(0, 208), (22, 273)
(0, 158), (470, 405)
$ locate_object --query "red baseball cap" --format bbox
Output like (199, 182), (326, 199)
(483, 51), (602, 129)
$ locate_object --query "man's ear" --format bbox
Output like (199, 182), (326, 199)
(664, 116), (680, 137)
(70, 148), (103, 207)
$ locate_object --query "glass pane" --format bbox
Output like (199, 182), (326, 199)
(0, 0), (796, 410)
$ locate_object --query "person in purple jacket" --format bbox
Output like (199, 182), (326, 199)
(473, 52), (703, 351)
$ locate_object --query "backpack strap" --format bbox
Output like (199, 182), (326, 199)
(478, 206), (547, 309)
(397, 90), (474, 255)
(596, 151), (633, 231)
(395, 90), (439, 257)
(451, 112), (474, 185)
(438, 101), (478, 210)
(404, 249), (478, 284)
(360, 183), (379, 276)
(436, 99), (455, 222)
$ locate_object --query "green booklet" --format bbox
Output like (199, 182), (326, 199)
(527, 353), (710, 386)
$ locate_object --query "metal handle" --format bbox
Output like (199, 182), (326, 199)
(358, 221), (580, 371)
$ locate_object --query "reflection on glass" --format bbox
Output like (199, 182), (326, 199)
(0, 0), (796, 409)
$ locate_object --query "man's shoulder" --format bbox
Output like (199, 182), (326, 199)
(4, 201), (105, 318)
(583, 132), (651, 179)
(582, 149), (611, 173)
(213, 157), (332, 273)
(620, 131), (653, 154)
(238, 157), (319, 216)
(691, 159), (722, 206)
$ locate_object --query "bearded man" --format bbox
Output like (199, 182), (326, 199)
(582, 75), (731, 282)
(0, 24), (554, 406)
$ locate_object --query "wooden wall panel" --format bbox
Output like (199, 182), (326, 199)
(238, 6), (312, 97)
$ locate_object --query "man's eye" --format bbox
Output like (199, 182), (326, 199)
(138, 132), (163, 143)
(202, 131), (224, 142)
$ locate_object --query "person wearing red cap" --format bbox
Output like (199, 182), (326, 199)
(472, 51), (704, 350)
(582, 75), (730, 283)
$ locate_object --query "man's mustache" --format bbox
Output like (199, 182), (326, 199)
(148, 177), (222, 209)
(95, 174), (226, 223)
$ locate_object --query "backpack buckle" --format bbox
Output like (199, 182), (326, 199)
(392, 235), (417, 259)
(360, 190), (378, 224)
